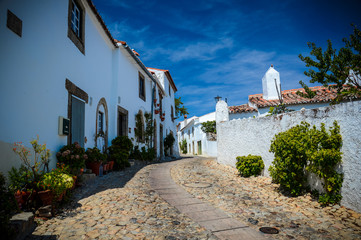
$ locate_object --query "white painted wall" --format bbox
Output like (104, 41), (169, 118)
(216, 100), (361, 213)
(177, 112), (217, 157)
(0, 0), (179, 177)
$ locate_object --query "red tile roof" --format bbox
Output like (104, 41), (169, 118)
(249, 86), (338, 108)
(229, 104), (257, 113)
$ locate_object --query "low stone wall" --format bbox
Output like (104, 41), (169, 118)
(216, 100), (361, 213)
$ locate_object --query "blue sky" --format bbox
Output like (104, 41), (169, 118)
(93, 0), (361, 118)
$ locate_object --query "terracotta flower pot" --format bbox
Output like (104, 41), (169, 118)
(109, 161), (114, 171)
(38, 190), (53, 206)
(86, 162), (102, 176)
(14, 191), (23, 209)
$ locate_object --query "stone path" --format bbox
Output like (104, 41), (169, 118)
(172, 157), (361, 240)
(25, 157), (361, 239)
(149, 161), (266, 239)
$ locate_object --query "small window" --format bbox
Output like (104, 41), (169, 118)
(71, 2), (81, 37)
(139, 73), (146, 101)
(192, 127), (194, 137)
(169, 85), (171, 96)
(68, 0), (85, 54)
(98, 111), (104, 133)
(7, 10), (22, 37)
(171, 106), (174, 122)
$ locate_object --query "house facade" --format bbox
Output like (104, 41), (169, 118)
(177, 112), (217, 157)
(0, 0), (178, 176)
(229, 65), (340, 120)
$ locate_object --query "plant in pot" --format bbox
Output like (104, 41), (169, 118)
(8, 165), (35, 210)
(108, 136), (133, 170)
(56, 142), (87, 176)
(85, 147), (106, 176)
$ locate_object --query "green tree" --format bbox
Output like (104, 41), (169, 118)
(175, 97), (189, 118)
(201, 121), (216, 134)
(298, 25), (361, 102)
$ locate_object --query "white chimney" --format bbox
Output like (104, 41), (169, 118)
(262, 64), (281, 100)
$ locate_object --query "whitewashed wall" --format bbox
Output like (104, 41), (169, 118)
(216, 100), (361, 212)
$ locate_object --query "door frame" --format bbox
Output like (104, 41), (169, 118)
(66, 79), (88, 145)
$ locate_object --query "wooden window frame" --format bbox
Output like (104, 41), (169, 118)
(139, 72), (146, 101)
(68, 0), (85, 54)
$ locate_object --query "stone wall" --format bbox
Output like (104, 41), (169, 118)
(216, 100), (361, 213)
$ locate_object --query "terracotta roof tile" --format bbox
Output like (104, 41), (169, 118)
(229, 104), (257, 113)
(249, 86), (339, 108)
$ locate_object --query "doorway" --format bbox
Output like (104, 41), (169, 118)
(117, 106), (128, 136)
(71, 96), (85, 147)
(198, 141), (202, 155)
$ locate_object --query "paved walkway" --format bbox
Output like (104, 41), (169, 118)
(26, 156), (361, 239)
(149, 160), (266, 240)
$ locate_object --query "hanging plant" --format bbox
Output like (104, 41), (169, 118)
(155, 109), (160, 114)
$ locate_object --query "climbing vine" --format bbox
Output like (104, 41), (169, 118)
(269, 121), (343, 205)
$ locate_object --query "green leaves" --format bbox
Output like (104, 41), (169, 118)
(175, 97), (189, 118)
(236, 155), (264, 177)
(269, 121), (343, 204)
(298, 25), (361, 103)
(201, 120), (216, 134)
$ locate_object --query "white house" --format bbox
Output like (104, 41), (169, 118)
(177, 112), (217, 157)
(0, 0), (178, 177)
(229, 65), (341, 120)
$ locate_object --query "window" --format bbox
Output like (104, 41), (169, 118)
(171, 106), (174, 122)
(71, 2), (81, 37)
(7, 10), (22, 37)
(169, 85), (171, 96)
(68, 0), (85, 54)
(98, 111), (104, 133)
(192, 127), (194, 137)
(139, 72), (146, 101)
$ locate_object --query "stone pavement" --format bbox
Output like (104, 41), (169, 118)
(172, 157), (361, 240)
(149, 161), (266, 240)
(25, 157), (361, 239)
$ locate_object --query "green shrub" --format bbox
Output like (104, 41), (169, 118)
(179, 139), (187, 154)
(164, 133), (175, 156)
(109, 136), (133, 170)
(201, 120), (216, 134)
(269, 121), (343, 204)
(0, 173), (16, 239)
(236, 155), (264, 177)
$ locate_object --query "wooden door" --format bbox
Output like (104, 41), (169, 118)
(71, 96), (85, 147)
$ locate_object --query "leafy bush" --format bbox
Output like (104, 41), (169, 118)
(8, 165), (33, 193)
(109, 136), (133, 170)
(201, 121), (216, 134)
(141, 146), (156, 162)
(85, 147), (107, 163)
(56, 142), (87, 174)
(164, 133), (175, 156)
(179, 139), (187, 154)
(0, 173), (16, 239)
(269, 121), (343, 204)
(236, 155), (264, 177)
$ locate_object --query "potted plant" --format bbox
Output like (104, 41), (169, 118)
(8, 165), (34, 209)
(85, 147), (106, 176)
(56, 142), (87, 176)
(155, 109), (160, 114)
(108, 136), (133, 170)
(36, 165), (74, 205)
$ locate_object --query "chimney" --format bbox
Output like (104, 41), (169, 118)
(184, 114), (188, 126)
(262, 64), (281, 100)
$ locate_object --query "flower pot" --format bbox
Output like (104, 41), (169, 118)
(155, 110), (159, 114)
(86, 162), (102, 176)
(22, 190), (35, 205)
(14, 191), (23, 209)
(109, 161), (114, 171)
(38, 190), (53, 206)
(103, 163), (109, 174)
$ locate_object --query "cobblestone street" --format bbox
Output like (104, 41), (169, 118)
(27, 157), (361, 240)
